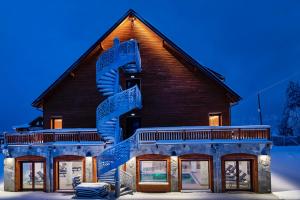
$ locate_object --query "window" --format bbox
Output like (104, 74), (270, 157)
(140, 160), (167, 183)
(58, 161), (83, 190)
(126, 78), (141, 90)
(50, 117), (62, 129)
(181, 160), (209, 190)
(209, 113), (222, 126)
(21, 162), (44, 190)
(225, 160), (251, 190)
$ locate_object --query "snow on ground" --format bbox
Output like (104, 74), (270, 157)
(271, 146), (300, 199)
(0, 153), (3, 191)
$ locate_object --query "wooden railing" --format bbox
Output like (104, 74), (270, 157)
(138, 126), (270, 143)
(5, 131), (101, 145)
(4, 126), (270, 145)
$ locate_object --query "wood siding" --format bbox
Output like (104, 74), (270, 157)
(43, 17), (232, 129)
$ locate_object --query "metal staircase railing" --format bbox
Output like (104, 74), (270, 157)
(96, 38), (142, 196)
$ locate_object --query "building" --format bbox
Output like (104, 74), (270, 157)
(2, 9), (271, 195)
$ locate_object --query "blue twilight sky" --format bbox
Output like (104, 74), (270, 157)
(0, 0), (299, 133)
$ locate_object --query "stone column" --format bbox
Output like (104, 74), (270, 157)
(85, 157), (93, 182)
(170, 156), (178, 192)
(125, 157), (136, 191)
(213, 145), (222, 193)
(46, 147), (53, 192)
(4, 158), (15, 191)
(257, 155), (271, 193)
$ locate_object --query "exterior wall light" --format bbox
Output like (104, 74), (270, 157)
(86, 151), (92, 157)
(130, 75), (135, 79)
(131, 113), (135, 116)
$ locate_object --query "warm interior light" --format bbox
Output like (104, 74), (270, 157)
(209, 114), (221, 126)
(51, 118), (62, 129)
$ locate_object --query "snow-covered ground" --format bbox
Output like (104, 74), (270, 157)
(0, 153), (3, 191)
(0, 146), (299, 199)
(271, 146), (300, 199)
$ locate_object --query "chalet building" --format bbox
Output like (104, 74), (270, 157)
(2, 9), (271, 196)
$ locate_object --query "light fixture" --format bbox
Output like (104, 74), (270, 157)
(131, 113), (135, 116)
(86, 152), (92, 157)
(130, 75), (135, 79)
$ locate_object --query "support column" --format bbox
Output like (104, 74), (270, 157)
(4, 158), (15, 191)
(85, 157), (94, 182)
(258, 155), (271, 193)
(170, 156), (178, 192)
(47, 147), (53, 192)
(213, 145), (222, 193)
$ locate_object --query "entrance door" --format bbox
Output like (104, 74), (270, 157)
(181, 160), (210, 190)
(224, 160), (252, 191)
(125, 116), (141, 139)
(21, 162), (44, 190)
(58, 160), (83, 190)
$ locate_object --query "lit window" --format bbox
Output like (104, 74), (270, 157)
(50, 118), (63, 129)
(209, 113), (222, 126)
(140, 161), (167, 183)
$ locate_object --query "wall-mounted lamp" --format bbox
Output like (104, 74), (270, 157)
(129, 16), (136, 22)
(130, 75), (135, 79)
(131, 113), (135, 116)
(86, 151), (92, 157)
(171, 151), (177, 156)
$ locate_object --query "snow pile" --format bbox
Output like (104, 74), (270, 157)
(0, 153), (3, 191)
(271, 146), (300, 199)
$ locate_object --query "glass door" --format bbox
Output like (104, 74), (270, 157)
(225, 160), (251, 190)
(181, 160), (210, 190)
(58, 161), (83, 190)
(21, 162), (44, 190)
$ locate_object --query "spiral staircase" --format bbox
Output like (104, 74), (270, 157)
(96, 38), (142, 195)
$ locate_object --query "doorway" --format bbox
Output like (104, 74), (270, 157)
(181, 160), (210, 190)
(21, 161), (45, 191)
(125, 116), (141, 139)
(224, 160), (252, 191)
(178, 154), (213, 192)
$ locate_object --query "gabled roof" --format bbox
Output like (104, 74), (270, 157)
(32, 9), (241, 108)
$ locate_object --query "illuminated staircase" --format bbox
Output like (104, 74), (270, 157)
(96, 38), (142, 195)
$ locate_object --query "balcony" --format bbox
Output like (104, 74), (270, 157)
(138, 125), (270, 144)
(3, 126), (270, 146)
(4, 129), (101, 145)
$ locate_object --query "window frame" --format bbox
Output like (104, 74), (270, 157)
(208, 112), (222, 126)
(139, 160), (168, 183)
(50, 116), (63, 129)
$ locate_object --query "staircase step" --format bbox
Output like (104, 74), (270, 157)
(105, 72), (116, 79)
(100, 76), (115, 82)
(120, 188), (133, 196)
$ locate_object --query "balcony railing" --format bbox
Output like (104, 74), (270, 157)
(138, 126), (270, 143)
(5, 129), (101, 145)
(4, 126), (270, 145)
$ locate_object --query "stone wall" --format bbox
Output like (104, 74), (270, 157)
(124, 141), (272, 193)
(5, 143), (104, 192)
(4, 158), (15, 191)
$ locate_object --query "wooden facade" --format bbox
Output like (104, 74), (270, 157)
(32, 11), (240, 135)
